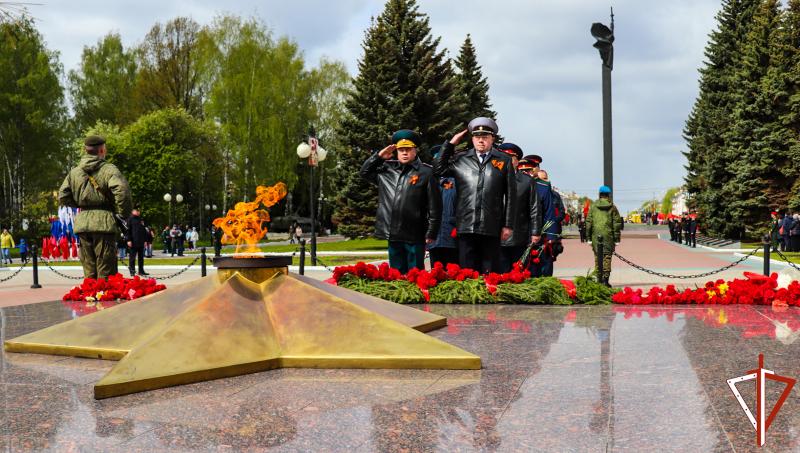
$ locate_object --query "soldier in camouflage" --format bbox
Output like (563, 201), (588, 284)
(59, 135), (132, 279)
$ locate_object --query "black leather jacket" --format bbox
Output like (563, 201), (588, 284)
(360, 153), (442, 243)
(502, 172), (542, 246)
(434, 143), (515, 236)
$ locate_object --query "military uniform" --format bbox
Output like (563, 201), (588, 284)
(586, 186), (622, 285)
(361, 130), (442, 273)
(434, 117), (515, 273)
(531, 177), (559, 277)
(497, 143), (542, 272)
(58, 136), (132, 279)
(688, 214), (698, 248)
(427, 145), (459, 266)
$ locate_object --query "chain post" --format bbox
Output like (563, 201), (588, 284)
(201, 247), (207, 277)
(596, 236), (604, 284)
(299, 239), (306, 275)
(762, 234), (771, 277)
(31, 244), (41, 289)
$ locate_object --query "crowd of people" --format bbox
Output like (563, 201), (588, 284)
(773, 211), (800, 252)
(667, 213), (698, 248)
(360, 117), (623, 285)
(158, 224), (201, 257)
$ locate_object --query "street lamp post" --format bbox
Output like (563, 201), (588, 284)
(591, 8), (615, 195)
(296, 127), (327, 266)
(163, 192), (183, 226)
(204, 204), (217, 228)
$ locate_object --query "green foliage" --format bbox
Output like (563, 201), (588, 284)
(333, 0), (467, 238)
(68, 33), (138, 132)
(261, 237), (387, 253)
(200, 15), (347, 218)
(495, 277), (573, 305)
(98, 108), (223, 228)
(683, 0), (800, 238)
(574, 274), (617, 305)
(660, 187), (680, 214)
(429, 279), (492, 304)
(0, 17), (68, 228)
(337, 275), (424, 303)
(135, 17), (204, 117)
(454, 34), (496, 121)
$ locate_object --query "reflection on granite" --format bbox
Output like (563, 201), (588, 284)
(3, 301), (800, 451)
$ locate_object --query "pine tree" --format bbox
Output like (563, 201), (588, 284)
(774, 0), (800, 210)
(722, 0), (781, 238)
(683, 0), (760, 237)
(454, 34), (496, 120)
(333, 0), (466, 238)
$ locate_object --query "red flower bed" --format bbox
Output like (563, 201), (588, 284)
(612, 272), (800, 306)
(332, 261), (522, 292)
(62, 273), (166, 303)
(329, 261), (582, 303)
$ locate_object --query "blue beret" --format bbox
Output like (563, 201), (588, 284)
(468, 117), (498, 135)
(599, 185), (612, 194)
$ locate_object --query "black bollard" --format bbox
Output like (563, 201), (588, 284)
(597, 236), (604, 284)
(201, 247), (207, 277)
(299, 239), (306, 276)
(763, 234), (771, 277)
(31, 244), (41, 289)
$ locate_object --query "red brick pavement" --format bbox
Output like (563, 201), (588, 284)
(0, 229), (764, 308)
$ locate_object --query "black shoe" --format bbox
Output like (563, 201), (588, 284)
(138, 272), (150, 277)
(129, 270), (136, 277)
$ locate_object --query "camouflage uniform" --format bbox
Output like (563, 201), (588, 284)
(585, 196), (622, 284)
(59, 149), (132, 279)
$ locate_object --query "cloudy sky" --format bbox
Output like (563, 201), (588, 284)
(31, 0), (721, 213)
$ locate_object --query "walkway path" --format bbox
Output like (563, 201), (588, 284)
(0, 226), (776, 308)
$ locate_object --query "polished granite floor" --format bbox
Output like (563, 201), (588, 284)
(2, 301), (800, 452)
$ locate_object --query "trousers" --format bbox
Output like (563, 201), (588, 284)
(388, 241), (425, 274)
(78, 232), (118, 279)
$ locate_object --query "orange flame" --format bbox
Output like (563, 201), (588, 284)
(213, 182), (288, 255)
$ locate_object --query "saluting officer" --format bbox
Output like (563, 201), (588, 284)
(434, 117), (515, 273)
(361, 130), (442, 274)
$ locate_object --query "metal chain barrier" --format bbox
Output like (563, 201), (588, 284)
(313, 255), (336, 273)
(612, 247), (761, 279)
(148, 255), (201, 280)
(773, 249), (800, 273)
(40, 257), (86, 280)
(0, 261), (28, 283)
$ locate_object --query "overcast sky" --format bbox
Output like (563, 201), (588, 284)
(32, 0), (721, 213)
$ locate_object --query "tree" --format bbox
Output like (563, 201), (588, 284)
(0, 17), (68, 228)
(294, 59), (351, 227)
(135, 17), (204, 117)
(100, 108), (222, 229)
(333, 0), (466, 238)
(201, 15), (316, 208)
(768, 0), (800, 211)
(661, 187), (680, 215)
(721, 0), (781, 237)
(454, 34), (496, 120)
(683, 0), (760, 237)
(68, 33), (138, 132)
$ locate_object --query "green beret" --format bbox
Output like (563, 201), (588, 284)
(391, 129), (421, 148)
(84, 135), (106, 146)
